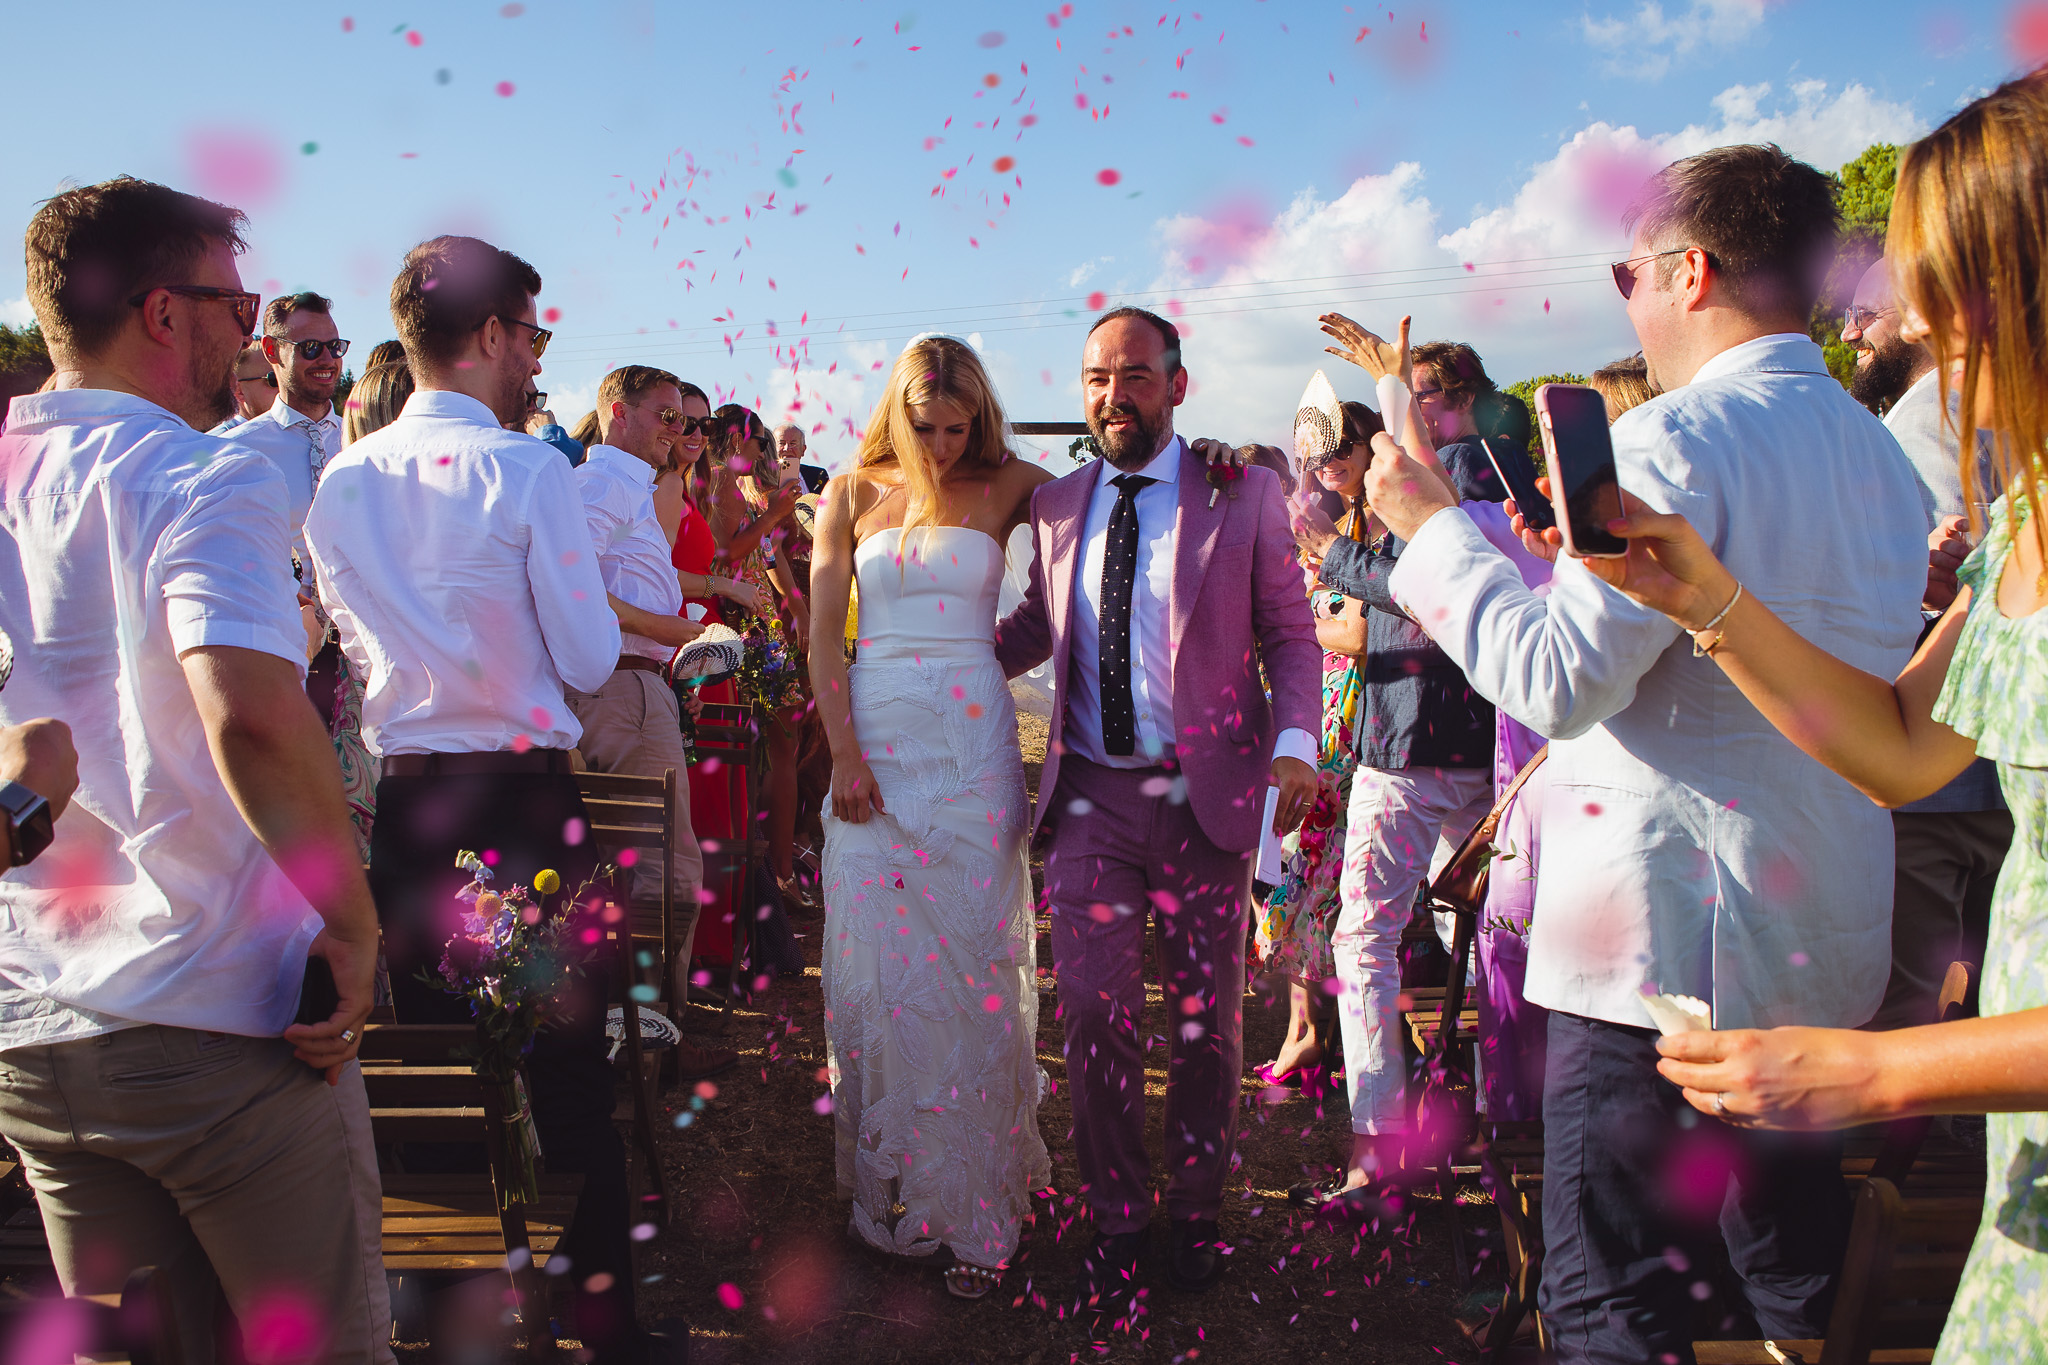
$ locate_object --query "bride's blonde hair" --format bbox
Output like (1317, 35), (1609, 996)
(1891, 66), (2048, 560)
(855, 336), (1011, 533)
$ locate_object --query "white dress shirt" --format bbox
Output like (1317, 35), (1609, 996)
(304, 390), (619, 757)
(224, 394), (343, 553)
(576, 444), (684, 661)
(1387, 335), (1926, 1032)
(1883, 369), (1999, 534)
(1067, 436), (1314, 769)
(0, 389), (322, 1048)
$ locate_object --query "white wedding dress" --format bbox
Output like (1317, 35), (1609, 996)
(821, 525), (1050, 1270)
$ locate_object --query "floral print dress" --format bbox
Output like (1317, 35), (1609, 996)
(1928, 496), (2048, 1363)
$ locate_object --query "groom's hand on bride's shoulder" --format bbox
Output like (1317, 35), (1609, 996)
(1270, 756), (1318, 835)
(1186, 436), (1248, 468)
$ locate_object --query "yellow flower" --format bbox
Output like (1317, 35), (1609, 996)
(533, 869), (561, 895)
(476, 892), (504, 916)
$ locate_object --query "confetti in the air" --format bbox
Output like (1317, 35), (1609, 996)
(1095, 168), (1122, 186)
(495, 80), (516, 97)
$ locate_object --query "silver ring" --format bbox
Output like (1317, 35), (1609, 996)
(1712, 1092), (1729, 1119)
(340, 1028), (357, 1045)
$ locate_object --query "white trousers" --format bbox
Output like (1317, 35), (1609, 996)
(1331, 765), (1494, 1136)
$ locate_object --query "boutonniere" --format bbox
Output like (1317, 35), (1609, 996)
(1205, 461), (1246, 508)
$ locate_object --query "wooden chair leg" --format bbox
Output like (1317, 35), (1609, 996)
(617, 955), (672, 1227)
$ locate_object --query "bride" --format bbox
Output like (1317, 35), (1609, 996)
(808, 335), (1055, 1299)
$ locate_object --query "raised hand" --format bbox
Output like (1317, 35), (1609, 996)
(1319, 312), (1411, 387)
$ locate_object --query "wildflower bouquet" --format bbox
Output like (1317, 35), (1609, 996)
(736, 617), (806, 715)
(422, 851), (603, 1209)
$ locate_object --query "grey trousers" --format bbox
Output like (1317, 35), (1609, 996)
(568, 667), (706, 966)
(0, 1026), (393, 1364)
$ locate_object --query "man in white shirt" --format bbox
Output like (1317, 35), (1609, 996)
(0, 176), (389, 1360)
(1839, 260), (2010, 1031)
(226, 291), (348, 552)
(305, 234), (671, 1362)
(568, 364), (735, 1078)
(1350, 147), (1927, 1362)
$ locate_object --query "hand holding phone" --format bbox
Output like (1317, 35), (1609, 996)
(1535, 383), (1628, 558)
(1483, 440), (1556, 533)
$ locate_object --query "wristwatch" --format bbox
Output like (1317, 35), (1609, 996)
(0, 781), (53, 868)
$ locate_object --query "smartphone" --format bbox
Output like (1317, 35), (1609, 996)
(1535, 383), (1627, 558)
(1482, 439), (1556, 532)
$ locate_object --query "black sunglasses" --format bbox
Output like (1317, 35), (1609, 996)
(1610, 247), (1709, 300)
(237, 371), (278, 387)
(498, 315), (552, 359)
(675, 415), (718, 435)
(128, 284), (260, 335)
(527, 390), (548, 411)
(275, 337), (350, 361)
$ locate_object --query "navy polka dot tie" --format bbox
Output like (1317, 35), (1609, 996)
(1100, 473), (1153, 757)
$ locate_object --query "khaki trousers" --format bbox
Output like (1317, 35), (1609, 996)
(0, 1027), (393, 1364)
(567, 667), (705, 966)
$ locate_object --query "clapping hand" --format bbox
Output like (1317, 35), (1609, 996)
(1320, 312), (1411, 386)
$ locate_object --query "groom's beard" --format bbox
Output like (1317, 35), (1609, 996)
(1088, 401), (1169, 471)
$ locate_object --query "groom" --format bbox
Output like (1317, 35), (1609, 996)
(995, 309), (1321, 1312)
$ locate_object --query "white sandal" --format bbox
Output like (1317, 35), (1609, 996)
(943, 1263), (1001, 1300)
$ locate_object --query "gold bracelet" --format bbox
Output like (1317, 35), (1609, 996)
(1689, 581), (1744, 658)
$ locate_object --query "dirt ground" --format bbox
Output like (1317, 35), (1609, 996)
(603, 692), (1498, 1364)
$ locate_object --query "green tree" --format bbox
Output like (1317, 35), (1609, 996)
(1502, 374), (1587, 472)
(1812, 142), (1900, 389)
(0, 322), (49, 376)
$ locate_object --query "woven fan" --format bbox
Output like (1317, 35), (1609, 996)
(1293, 370), (1344, 470)
(666, 622), (745, 687)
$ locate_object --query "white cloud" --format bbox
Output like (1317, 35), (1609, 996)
(1584, 0), (1767, 80)
(0, 297), (33, 329)
(1155, 81), (1926, 449)
(755, 337), (895, 474)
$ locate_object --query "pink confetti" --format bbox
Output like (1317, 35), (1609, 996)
(543, 306), (561, 323)
(978, 30), (1006, 47)
(2016, 2), (2048, 62)
(500, 1), (526, 14)
(406, 29), (423, 46)
(185, 129), (282, 205)
(983, 993), (1003, 1012)
(495, 80), (516, 97)
(716, 1283), (744, 1311)
(340, 16), (355, 32)
(993, 155), (1016, 173)
(1095, 168), (1121, 186)
(983, 73), (1001, 87)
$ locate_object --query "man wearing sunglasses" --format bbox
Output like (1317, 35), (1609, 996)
(226, 292), (348, 553)
(1355, 145), (1928, 1363)
(2, 177), (391, 1359)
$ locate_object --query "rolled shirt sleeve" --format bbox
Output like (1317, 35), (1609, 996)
(526, 454), (621, 694)
(157, 453), (306, 666)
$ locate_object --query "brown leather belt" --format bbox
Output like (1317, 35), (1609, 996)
(614, 654), (665, 675)
(381, 749), (573, 778)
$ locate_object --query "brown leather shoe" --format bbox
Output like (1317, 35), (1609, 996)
(672, 1037), (738, 1080)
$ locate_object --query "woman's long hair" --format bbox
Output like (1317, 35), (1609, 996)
(709, 403), (774, 487)
(1891, 65), (2048, 560)
(853, 336), (1011, 533)
(342, 362), (414, 445)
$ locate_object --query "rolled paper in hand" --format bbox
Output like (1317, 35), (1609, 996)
(1641, 992), (1712, 1036)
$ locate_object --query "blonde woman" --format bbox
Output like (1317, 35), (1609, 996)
(809, 335), (1053, 1298)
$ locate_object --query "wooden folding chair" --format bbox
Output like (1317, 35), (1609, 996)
(1694, 1177), (1981, 1365)
(361, 1024), (582, 1362)
(567, 771), (674, 1224)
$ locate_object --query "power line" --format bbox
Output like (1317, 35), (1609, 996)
(542, 247), (1626, 348)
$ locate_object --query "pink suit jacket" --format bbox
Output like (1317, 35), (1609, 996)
(993, 443), (1322, 855)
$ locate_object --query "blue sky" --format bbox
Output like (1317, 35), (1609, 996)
(1, 0), (2027, 467)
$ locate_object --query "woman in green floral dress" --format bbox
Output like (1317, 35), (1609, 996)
(1526, 71), (2048, 1360)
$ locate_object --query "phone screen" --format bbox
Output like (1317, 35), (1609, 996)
(1482, 439), (1555, 532)
(1540, 384), (1627, 557)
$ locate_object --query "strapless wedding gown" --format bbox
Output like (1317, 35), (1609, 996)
(821, 526), (1050, 1270)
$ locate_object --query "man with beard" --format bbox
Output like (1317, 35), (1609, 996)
(0, 176), (390, 1359)
(1841, 259), (2011, 1031)
(305, 236), (681, 1362)
(995, 308), (1321, 1317)
(227, 291), (348, 557)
